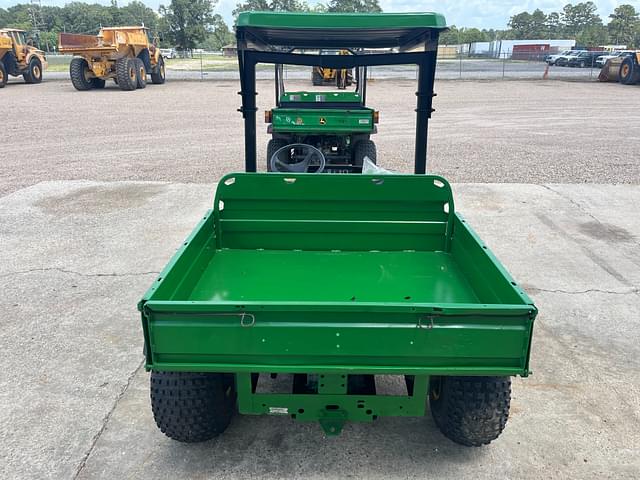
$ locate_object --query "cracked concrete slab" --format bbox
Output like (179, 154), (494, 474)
(0, 181), (213, 479)
(1, 180), (639, 479)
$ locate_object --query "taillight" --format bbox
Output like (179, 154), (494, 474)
(265, 110), (272, 123)
(373, 111), (379, 123)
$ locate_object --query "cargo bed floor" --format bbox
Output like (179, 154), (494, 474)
(187, 250), (479, 304)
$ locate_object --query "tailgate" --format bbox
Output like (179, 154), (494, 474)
(142, 302), (535, 376)
(272, 108), (374, 133)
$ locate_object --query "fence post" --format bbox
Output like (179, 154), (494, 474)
(502, 54), (506, 79)
(459, 52), (462, 79)
(200, 51), (204, 80)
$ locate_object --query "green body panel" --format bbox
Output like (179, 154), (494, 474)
(280, 91), (363, 104)
(271, 107), (374, 134)
(236, 12), (447, 30)
(139, 173), (536, 427)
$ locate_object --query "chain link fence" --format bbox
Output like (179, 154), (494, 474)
(42, 50), (605, 82)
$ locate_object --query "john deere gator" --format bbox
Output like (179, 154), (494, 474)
(139, 12), (537, 447)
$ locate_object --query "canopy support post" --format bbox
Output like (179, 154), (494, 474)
(414, 48), (437, 175)
(239, 53), (258, 173)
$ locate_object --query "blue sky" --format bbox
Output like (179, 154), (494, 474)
(1, 0), (638, 29)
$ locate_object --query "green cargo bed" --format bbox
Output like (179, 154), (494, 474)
(139, 173), (536, 378)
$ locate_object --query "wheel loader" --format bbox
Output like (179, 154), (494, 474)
(598, 51), (640, 85)
(0, 29), (47, 88)
(58, 26), (166, 91)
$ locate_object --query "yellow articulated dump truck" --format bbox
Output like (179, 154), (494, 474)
(0, 29), (47, 88)
(58, 26), (166, 91)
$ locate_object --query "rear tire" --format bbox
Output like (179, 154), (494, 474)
(267, 138), (289, 171)
(69, 57), (93, 91)
(429, 376), (511, 447)
(150, 56), (166, 84)
(116, 57), (137, 91)
(135, 57), (146, 89)
(353, 139), (377, 167)
(150, 371), (236, 443)
(23, 56), (43, 84)
(0, 60), (6, 88)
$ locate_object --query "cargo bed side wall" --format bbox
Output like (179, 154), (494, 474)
(214, 173), (454, 252)
(450, 213), (528, 305)
(142, 210), (217, 304)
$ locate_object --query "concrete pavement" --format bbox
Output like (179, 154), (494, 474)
(0, 180), (638, 479)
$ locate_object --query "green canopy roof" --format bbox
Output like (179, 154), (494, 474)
(236, 12), (448, 50)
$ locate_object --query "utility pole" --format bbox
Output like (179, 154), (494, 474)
(28, 0), (46, 50)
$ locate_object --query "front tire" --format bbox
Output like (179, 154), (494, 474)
(116, 57), (137, 91)
(23, 56), (43, 84)
(620, 57), (639, 85)
(69, 57), (93, 91)
(0, 60), (6, 88)
(150, 56), (166, 84)
(150, 371), (236, 443)
(430, 376), (511, 447)
(312, 69), (323, 86)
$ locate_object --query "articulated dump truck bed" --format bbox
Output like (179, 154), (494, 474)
(139, 173), (536, 378)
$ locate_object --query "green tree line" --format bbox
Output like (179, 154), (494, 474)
(440, 3), (639, 48)
(0, 0), (381, 52)
(5, 0), (636, 53)
(0, 0), (235, 52)
(506, 2), (639, 47)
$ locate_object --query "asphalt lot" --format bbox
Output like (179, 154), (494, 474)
(1, 79), (639, 479)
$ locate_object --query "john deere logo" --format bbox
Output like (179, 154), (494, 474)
(319, 117), (326, 125)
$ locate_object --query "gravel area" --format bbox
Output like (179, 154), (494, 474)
(2, 78), (639, 196)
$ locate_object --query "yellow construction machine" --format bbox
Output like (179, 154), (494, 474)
(598, 51), (640, 85)
(58, 26), (166, 91)
(312, 49), (354, 89)
(0, 29), (47, 88)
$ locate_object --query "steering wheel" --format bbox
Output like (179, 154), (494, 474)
(269, 143), (326, 173)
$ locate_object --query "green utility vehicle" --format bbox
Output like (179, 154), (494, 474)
(267, 90), (377, 173)
(139, 12), (537, 447)
(264, 36), (377, 172)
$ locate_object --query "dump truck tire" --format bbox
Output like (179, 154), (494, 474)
(90, 78), (106, 89)
(116, 57), (137, 91)
(150, 371), (236, 443)
(619, 57), (639, 85)
(151, 56), (166, 84)
(354, 139), (377, 166)
(23, 56), (43, 84)
(69, 57), (93, 91)
(266, 139), (289, 171)
(135, 58), (146, 89)
(429, 376), (511, 447)
(0, 60), (6, 88)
